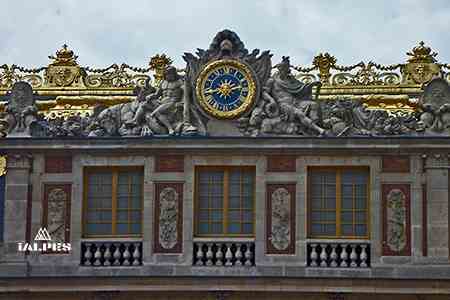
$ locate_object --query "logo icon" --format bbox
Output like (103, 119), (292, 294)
(17, 227), (71, 253)
(34, 227), (52, 241)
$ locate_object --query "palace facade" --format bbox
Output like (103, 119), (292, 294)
(0, 30), (450, 300)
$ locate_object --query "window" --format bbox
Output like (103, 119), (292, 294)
(195, 167), (255, 237)
(308, 167), (369, 239)
(83, 167), (143, 237)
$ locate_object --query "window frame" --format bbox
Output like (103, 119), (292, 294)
(307, 166), (370, 240)
(194, 166), (256, 238)
(82, 166), (144, 238)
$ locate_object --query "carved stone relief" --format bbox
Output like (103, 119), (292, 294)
(158, 187), (179, 249)
(43, 184), (71, 246)
(47, 188), (68, 242)
(382, 184), (411, 256)
(267, 183), (295, 254)
(270, 187), (291, 251)
(155, 182), (183, 253)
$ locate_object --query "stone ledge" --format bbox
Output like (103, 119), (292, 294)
(1, 264), (450, 280)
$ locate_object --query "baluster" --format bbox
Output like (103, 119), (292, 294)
(103, 244), (111, 266)
(310, 244), (318, 267)
(132, 243), (141, 266)
(113, 243), (121, 266)
(206, 243), (214, 266)
(83, 243), (93, 266)
(93, 245), (102, 266)
(225, 243), (233, 266)
(319, 244), (328, 267)
(122, 243), (131, 266)
(216, 244), (224, 266)
(340, 244), (348, 267)
(235, 243), (243, 266)
(360, 245), (368, 268)
(330, 244), (338, 268)
(195, 243), (204, 266)
(244, 243), (253, 266)
(350, 244), (358, 268)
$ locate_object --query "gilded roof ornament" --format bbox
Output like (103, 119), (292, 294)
(48, 44), (79, 67)
(149, 54), (173, 82)
(406, 41), (438, 64)
(312, 52), (336, 85)
(0, 156), (6, 176)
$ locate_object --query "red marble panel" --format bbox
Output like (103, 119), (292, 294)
(267, 156), (296, 172)
(155, 155), (184, 172)
(382, 156), (410, 173)
(45, 156), (72, 173)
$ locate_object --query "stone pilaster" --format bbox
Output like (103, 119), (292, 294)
(3, 154), (32, 262)
(425, 154), (449, 261)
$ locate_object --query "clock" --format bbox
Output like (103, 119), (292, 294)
(195, 59), (257, 119)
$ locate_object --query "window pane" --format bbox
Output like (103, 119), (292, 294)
(309, 168), (369, 239)
(342, 224), (353, 236)
(211, 223), (223, 234)
(355, 224), (367, 236)
(211, 210), (222, 221)
(243, 211), (252, 222)
(116, 223), (129, 235)
(355, 211), (366, 223)
(242, 223), (253, 234)
(198, 222), (209, 234)
(228, 210), (240, 221)
(86, 223), (112, 235)
(196, 168), (254, 236)
(341, 211), (353, 223)
(228, 223), (240, 234)
(84, 169), (143, 238)
(130, 223), (141, 234)
(311, 223), (322, 236)
(324, 224), (336, 236)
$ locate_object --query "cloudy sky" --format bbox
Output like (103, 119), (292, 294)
(1, 0), (449, 69)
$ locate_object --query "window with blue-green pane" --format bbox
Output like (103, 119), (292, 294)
(308, 167), (369, 239)
(83, 167), (143, 237)
(196, 167), (255, 236)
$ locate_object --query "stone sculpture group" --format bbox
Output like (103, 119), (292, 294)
(1, 30), (450, 138)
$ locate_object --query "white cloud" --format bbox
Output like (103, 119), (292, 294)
(0, 0), (449, 69)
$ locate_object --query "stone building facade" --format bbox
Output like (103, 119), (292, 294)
(0, 30), (450, 299)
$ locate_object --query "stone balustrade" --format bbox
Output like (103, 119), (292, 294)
(307, 242), (370, 268)
(193, 241), (255, 267)
(81, 241), (142, 267)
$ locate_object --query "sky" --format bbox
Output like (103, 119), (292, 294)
(1, 0), (450, 69)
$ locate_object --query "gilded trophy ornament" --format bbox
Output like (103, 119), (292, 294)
(149, 54), (173, 83)
(312, 52), (336, 85)
(44, 44), (84, 87)
(402, 41), (441, 85)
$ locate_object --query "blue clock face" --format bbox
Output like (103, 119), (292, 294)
(203, 68), (249, 112)
(196, 60), (257, 119)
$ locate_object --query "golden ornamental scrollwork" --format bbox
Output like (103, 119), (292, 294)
(0, 64), (45, 89)
(84, 63), (150, 88)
